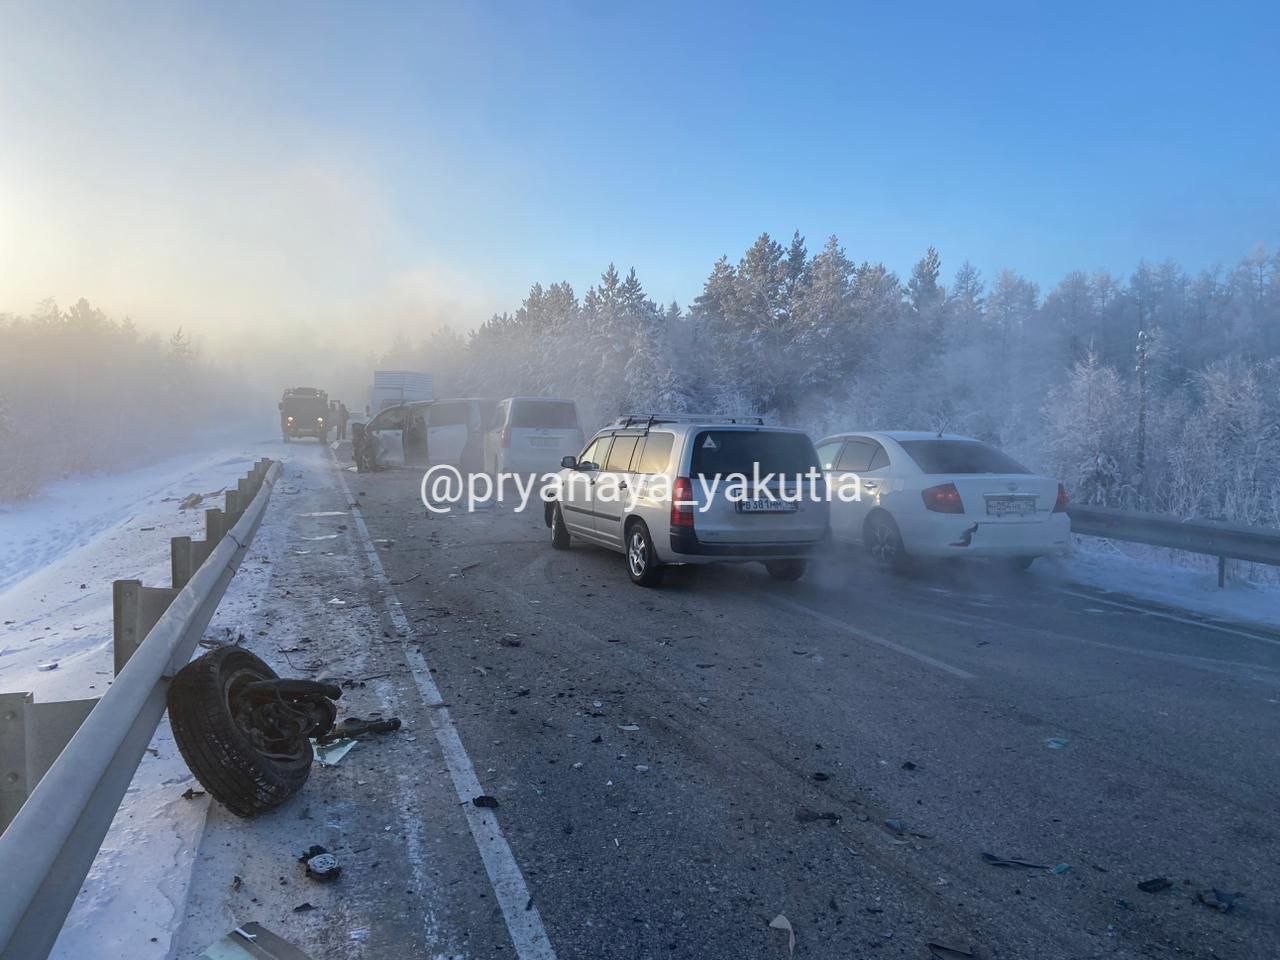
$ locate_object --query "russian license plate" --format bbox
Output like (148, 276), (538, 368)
(736, 498), (799, 513)
(986, 496), (1035, 516)
(528, 437), (559, 447)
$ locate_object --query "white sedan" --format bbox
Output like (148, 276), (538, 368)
(815, 431), (1070, 571)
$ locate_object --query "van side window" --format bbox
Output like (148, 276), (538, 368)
(605, 435), (639, 471)
(632, 432), (675, 474)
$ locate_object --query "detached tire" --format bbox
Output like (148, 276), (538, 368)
(167, 646), (313, 818)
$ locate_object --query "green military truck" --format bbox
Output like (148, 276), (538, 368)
(279, 387), (330, 441)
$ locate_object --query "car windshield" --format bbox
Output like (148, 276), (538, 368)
(691, 430), (819, 477)
(898, 439), (1031, 474)
(511, 400), (577, 429)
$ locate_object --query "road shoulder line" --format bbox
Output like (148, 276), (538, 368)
(330, 455), (558, 960)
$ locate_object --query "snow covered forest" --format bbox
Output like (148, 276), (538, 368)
(402, 235), (1280, 531)
(0, 299), (247, 499)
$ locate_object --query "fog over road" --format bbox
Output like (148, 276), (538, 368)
(170, 441), (1277, 959)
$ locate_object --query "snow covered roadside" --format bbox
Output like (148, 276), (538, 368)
(1040, 537), (1280, 632)
(0, 437), (294, 959)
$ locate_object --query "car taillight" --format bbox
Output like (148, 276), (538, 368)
(501, 426), (511, 448)
(671, 476), (695, 528)
(1053, 483), (1069, 513)
(922, 482), (964, 514)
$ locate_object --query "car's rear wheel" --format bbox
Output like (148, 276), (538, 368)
(765, 559), (807, 581)
(866, 512), (909, 573)
(550, 503), (571, 549)
(1009, 556), (1035, 572)
(625, 521), (663, 587)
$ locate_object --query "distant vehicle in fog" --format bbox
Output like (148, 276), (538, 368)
(546, 415), (829, 586)
(278, 387), (330, 442)
(815, 431), (1069, 572)
(484, 398), (583, 475)
(369, 370), (433, 414)
(356, 397), (496, 470)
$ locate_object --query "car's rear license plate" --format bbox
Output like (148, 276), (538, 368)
(986, 496), (1035, 516)
(736, 498), (799, 513)
(528, 438), (559, 447)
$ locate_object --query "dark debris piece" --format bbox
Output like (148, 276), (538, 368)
(1137, 876), (1173, 893)
(472, 795), (500, 809)
(795, 807), (842, 824)
(299, 845), (341, 882)
(1196, 888), (1239, 912)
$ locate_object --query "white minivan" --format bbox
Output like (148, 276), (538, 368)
(485, 398), (584, 475)
(546, 415), (830, 586)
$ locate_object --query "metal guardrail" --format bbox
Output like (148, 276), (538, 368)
(0, 457), (280, 960)
(1068, 503), (1280, 586)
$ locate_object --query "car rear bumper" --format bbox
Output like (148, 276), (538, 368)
(666, 529), (827, 562)
(900, 512), (1071, 558)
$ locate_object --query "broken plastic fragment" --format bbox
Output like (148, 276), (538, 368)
(768, 914), (795, 956)
(312, 739), (358, 766)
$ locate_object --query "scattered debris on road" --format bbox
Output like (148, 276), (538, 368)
(926, 943), (974, 960)
(317, 716), (401, 744)
(1196, 888), (1239, 912)
(1045, 737), (1070, 749)
(300, 845), (341, 882)
(1137, 876), (1174, 893)
(36, 661), (58, 671)
(499, 633), (522, 647)
(180, 787), (206, 800)
(796, 807), (841, 824)
(201, 922), (314, 959)
(313, 739), (358, 766)
(981, 851), (1051, 870)
(768, 914), (795, 955)
(472, 794), (501, 809)
(178, 493), (203, 510)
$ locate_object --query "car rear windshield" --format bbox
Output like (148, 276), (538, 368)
(691, 431), (819, 477)
(511, 400), (578, 429)
(898, 440), (1030, 474)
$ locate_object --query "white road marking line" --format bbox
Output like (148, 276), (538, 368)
(331, 456), (558, 960)
(767, 596), (976, 679)
(1056, 588), (1280, 647)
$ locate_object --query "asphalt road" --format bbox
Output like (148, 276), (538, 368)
(176, 442), (1280, 960)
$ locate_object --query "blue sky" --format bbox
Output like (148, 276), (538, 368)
(3, 0), (1277, 341)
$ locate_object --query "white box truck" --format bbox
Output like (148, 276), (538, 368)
(369, 370), (433, 413)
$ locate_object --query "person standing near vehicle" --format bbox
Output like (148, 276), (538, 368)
(338, 402), (349, 440)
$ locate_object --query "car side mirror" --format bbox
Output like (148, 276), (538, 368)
(561, 455), (577, 469)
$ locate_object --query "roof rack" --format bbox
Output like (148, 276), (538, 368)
(607, 413), (766, 430)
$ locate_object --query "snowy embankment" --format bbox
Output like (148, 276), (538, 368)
(0, 437), (291, 959)
(1042, 538), (1280, 631)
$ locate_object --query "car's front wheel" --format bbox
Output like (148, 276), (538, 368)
(550, 503), (571, 549)
(625, 521), (663, 587)
(866, 512), (909, 573)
